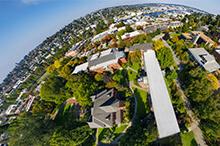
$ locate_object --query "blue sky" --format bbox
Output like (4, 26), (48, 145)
(0, 0), (220, 83)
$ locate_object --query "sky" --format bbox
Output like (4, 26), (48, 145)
(0, 0), (220, 83)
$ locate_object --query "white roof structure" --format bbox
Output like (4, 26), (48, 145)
(189, 48), (220, 72)
(121, 30), (143, 40)
(144, 50), (180, 138)
(73, 62), (88, 74)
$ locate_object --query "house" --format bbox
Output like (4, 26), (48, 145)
(213, 48), (220, 63)
(188, 48), (220, 72)
(168, 21), (183, 29)
(121, 30), (144, 40)
(88, 48), (126, 73)
(87, 89), (125, 128)
(65, 41), (86, 57)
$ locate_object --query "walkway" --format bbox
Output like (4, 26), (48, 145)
(164, 38), (207, 146)
(175, 80), (207, 146)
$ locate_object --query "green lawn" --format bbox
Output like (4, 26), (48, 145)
(114, 124), (128, 134)
(181, 131), (197, 146)
(134, 88), (149, 118)
(97, 124), (128, 144)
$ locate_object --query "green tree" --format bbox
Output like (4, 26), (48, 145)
(40, 75), (69, 104)
(49, 125), (94, 146)
(8, 113), (51, 146)
(66, 73), (98, 107)
(156, 47), (175, 69)
(153, 40), (165, 51)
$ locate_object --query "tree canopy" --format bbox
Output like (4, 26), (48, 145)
(156, 47), (175, 69)
(40, 75), (70, 104)
(66, 73), (99, 107)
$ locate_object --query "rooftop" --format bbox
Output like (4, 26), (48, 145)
(189, 48), (220, 72)
(144, 49), (180, 138)
(88, 89), (124, 128)
(128, 43), (153, 52)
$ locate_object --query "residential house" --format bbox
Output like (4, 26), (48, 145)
(189, 48), (220, 72)
(87, 89), (125, 128)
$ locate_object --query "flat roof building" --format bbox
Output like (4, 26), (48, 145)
(73, 62), (88, 74)
(144, 49), (180, 138)
(189, 48), (220, 72)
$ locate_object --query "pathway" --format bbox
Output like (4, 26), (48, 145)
(175, 80), (207, 146)
(165, 39), (207, 146)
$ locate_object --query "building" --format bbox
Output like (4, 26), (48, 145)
(180, 32), (192, 40)
(126, 43), (152, 53)
(192, 31), (216, 47)
(87, 89), (125, 128)
(88, 48), (125, 73)
(73, 62), (89, 74)
(213, 48), (220, 63)
(121, 30), (144, 40)
(73, 48), (126, 74)
(143, 49), (180, 138)
(91, 28), (118, 42)
(65, 41), (86, 57)
(181, 31), (216, 47)
(189, 48), (220, 72)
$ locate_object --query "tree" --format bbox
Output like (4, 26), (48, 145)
(49, 125), (94, 146)
(8, 113), (51, 146)
(94, 73), (104, 82)
(120, 120), (157, 145)
(54, 60), (62, 69)
(127, 50), (142, 71)
(47, 64), (56, 74)
(156, 47), (175, 69)
(66, 73), (99, 107)
(40, 75), (69, 104)
(207, 74), (219, 90)
(116, 22), (125, 28)
(58, 64), (72, 80)
(125, 25), (134, 33)
(153, 40), (165, 51)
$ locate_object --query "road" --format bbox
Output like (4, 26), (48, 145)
(163, 39), (207, 146)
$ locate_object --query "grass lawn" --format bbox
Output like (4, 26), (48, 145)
(134, 88), (149, 118)
(97, 124), (128, 144)
(181, 131), (197, 146)
(114, 124), (128, 134)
